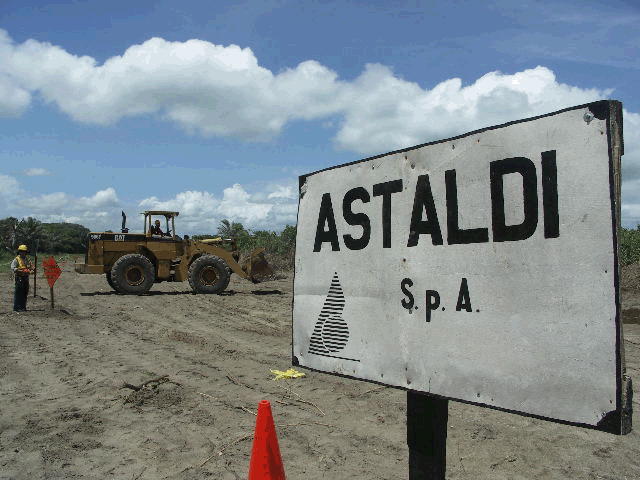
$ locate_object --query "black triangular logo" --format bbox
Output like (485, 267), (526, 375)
(308, 272), (350, 355)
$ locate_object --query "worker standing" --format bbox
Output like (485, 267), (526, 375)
(11, 245), (34, 312)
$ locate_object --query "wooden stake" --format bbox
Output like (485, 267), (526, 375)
(407, 391), (448, 479)
(50, 285), (54, 309)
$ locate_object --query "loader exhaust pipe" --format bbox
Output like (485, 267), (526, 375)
(121, 211), (129, 233)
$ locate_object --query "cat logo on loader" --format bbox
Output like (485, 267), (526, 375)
(75, 211), (274, 295)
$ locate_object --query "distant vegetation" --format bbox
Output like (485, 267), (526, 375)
(0, 216), (297, 270)
(5, 214), (637, 270)
(619, 227), (640, 265)
(0, 217), (91, 272)
(0, 216), (90, 254)
(194, 220), (297, 255)
(195, 220), (297, 268)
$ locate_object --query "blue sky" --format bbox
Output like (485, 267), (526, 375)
(1, 0), (638, 235)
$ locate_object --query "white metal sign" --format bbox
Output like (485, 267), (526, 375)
(293, 101), (629, 431)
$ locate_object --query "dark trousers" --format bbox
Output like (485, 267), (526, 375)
(13, 276), (29, 311)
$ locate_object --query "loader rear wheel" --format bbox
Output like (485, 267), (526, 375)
(111, 254), (155, 295)
(188, 255), (230, 294)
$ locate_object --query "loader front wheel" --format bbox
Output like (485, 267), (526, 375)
(106, 270), (116, 291)
(111, 254), (155, 295)
(188, 255), (230, 294)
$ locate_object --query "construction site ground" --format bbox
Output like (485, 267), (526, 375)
(1, 261), (639, 479)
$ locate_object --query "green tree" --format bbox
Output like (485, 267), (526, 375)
(619, 226), (640, 265)
(40, 223), (90, 253)
(280, 225), (296, 250)
(15, 217), (44, 251)
(0, 216), (18, 252)
(217, 219), (248, 238)
(0, 217), (89, 254)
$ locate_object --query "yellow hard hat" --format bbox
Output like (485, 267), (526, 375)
(18, 244), (28, 252)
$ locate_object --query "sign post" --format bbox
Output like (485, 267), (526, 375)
(407, 393), (448, 479)
(293, 100), (631, 478)
(43, 257), (61, 309)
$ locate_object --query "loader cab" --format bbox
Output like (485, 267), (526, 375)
(143, 210), (179, 239)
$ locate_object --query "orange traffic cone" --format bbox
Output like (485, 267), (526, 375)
(248, 400), (286, 480)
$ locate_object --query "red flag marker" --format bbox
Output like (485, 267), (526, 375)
(42, 257), (61, 308)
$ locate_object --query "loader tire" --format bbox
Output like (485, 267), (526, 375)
(106, 270), (116, 291)
(188, 255), (230, 294)
(111, 254), (155, 295)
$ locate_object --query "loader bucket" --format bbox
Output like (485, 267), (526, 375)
(242, 247), (274, 282)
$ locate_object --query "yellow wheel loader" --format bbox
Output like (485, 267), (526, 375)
(75, 211), (273, 295)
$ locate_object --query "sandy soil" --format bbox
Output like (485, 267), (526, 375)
(0, 260), (639, 479)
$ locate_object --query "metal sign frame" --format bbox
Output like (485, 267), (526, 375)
(292, 100), (631, 434)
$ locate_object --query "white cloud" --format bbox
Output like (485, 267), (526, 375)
(0, 173), (21, 196)
(18, 167), (54, 176)
(0, 30), (638, 227)
(217, 184), (269, 220)
(138, 182), (298, 233)
(267, 184), (297, 201)
(0, 30), (31, 116)
(0, 73), (30, 116)
(0, 185), (122, 229)
(36, 214), (82, 224)
(0, 173), (23, 217)
(620, 110), (640, 227)
(76, 187), (120, 208)
(0, 30), (627, 154)
(0, 32), (345, 141)
(335, 65), (611, 154)
(139, 190), (218, 216)
(18, 192), (70, 211)
(622, 111), (640, 178)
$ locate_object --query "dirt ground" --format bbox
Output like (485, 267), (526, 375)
(0, 260), (639, 480)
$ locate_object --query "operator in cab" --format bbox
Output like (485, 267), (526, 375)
(150, 219), (164, 236)
(150, 219), (168, 236)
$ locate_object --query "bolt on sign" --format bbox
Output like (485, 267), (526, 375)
(292, 100), (632, 434)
